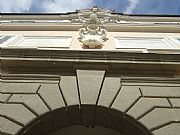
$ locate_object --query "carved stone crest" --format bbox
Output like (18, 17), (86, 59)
(78, 8), (108, 48)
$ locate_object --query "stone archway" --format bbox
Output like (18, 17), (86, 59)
(18, 105), (151, 135)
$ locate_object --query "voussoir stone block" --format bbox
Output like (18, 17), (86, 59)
(0, 83), (40, 94)
(139, 108), (174, 130)
(0, 93), (11, 102)
(127, 98), (171, 119)
(76, 70), (105, 104)
(153, 123), (180, 135)
(0, 104), (36, 126)
(0, 117), (23, 135)
(9, 94), (49, 115)
(111, 86), (141, 112)
(38, 84), (65, 110)
(60, 76), (79, 106)
(173, 108), (180, 121)
(98, 77), (121, 107)
(169, 98), (180, 107)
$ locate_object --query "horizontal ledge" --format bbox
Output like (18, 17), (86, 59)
(2, 24), (180, 32)
(1, 49), (180, 64)
(1, 57), (180, 65)
(2, 73), (180, 85)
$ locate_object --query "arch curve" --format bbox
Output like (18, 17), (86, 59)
(18, 105), (151, 135)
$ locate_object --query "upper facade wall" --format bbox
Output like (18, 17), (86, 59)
(1, 31), (180, 53)
(1, 7), (180, 32)
(1, 7), (180, 53)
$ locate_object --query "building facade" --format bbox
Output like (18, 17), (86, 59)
(1, 7), (180, 135)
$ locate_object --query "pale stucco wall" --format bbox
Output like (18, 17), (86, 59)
(1, 31), (180, 50)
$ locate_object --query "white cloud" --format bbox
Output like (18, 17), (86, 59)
(0, 0), (94, 13)
(0, 0), (32, 12)
(124, 0), (140, 14)
(42, 0), (94, 13)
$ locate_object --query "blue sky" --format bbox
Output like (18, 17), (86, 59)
(1, 0), (180, 14)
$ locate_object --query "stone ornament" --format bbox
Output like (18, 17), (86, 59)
(78, 8), (108, 48)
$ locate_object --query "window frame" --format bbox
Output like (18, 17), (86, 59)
(113, 36), (180, 53)
(2, 35), (73, 49)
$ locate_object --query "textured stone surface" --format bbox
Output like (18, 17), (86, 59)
(0, 104), (36, 126)
(38, 84), (65, 110)
(153, 123), (180, 135)
(173, 109), (180, 121)
(1, 83), (40, 94)
(127, 98), (171, 119)
(9, 94), (49, 115)
(0, 93), (11, 102)
(169, 98), (180, 107)
(0, 117), (22, 135)
(98, 77), (121, 107)
(1, 78), (180, 135)
(60, 76), (79, 105)
(141, 86), (180, 97)
(139, 108), (174, 130)
(77, 70), (105, 104)
(111, 86), (141, 112)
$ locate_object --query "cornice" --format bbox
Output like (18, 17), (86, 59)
(2, 49), (180, 63)
(1, 49), (180, 79)
(2, 7), (180, 32)
(2, 23), (180, 32)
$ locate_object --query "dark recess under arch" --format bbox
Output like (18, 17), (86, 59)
(18, 105), (152, 135)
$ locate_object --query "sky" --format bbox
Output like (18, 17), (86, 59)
(1, 0), (180, 15)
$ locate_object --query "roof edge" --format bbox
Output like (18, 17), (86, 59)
(1, 12), (180, 18)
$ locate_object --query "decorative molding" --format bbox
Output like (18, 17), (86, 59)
(78, 7), (108, 48)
